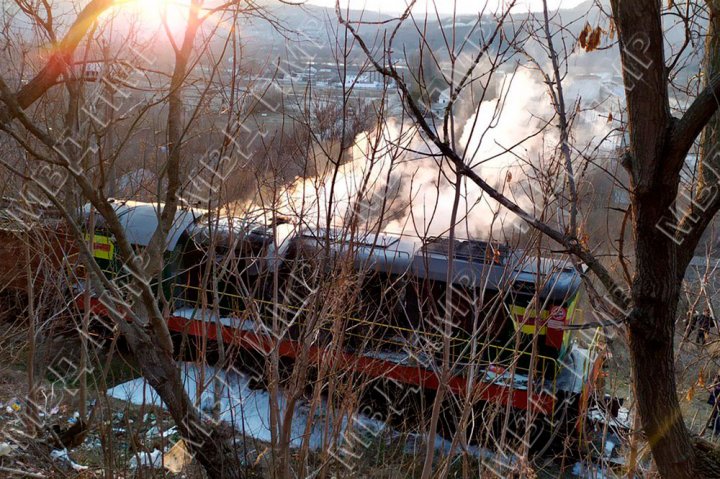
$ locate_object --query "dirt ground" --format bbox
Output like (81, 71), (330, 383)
(0, 333), (206, 477)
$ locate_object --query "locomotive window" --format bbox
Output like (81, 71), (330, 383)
(509, 291), (534, 309)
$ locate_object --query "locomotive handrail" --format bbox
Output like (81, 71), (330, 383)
(89, 268), (561, 412)
(173, 282), (560, 388)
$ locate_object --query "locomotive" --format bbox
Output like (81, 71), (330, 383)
(80, 200), (607, 445)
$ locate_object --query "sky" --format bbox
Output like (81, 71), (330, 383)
(306, 0), (588, 15)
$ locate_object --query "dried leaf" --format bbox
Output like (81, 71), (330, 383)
(579, 23), (591, 49)
(579, 24), (604, 52)
(699, 370), (706, 387)
(579, 232), (589, 249)
(586, 26), (603, 52)
(687, 386), (695, 402)
(607, 112), (613, 123)
(609, 18), (616, 40)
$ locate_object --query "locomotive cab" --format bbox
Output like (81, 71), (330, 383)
(507, 256), (582, 362)
(82, 200), (204, 301)
(409, 237), (582, 382)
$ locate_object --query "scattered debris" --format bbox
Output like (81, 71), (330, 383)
(66, 411), (80, 425)
(4, 399), (21, 414)
(79, 435), (102, 451)
(129, 448), (163, 469)
(146, 425), (177, 440)
(50, 448), (88, 472)
(164, 439), (190, 473)
(572, 461), (608, 478)
(588, 405), (632, 433)
(50, 418), (88, 449)
(0, 441), (14, 457)
(604, 438), (617, 458)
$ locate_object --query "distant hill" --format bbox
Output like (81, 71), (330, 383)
(236, 0), (602, 64)
(229, 0), (697, 89)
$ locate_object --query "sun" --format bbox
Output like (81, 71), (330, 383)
(126, 0), (192, 32)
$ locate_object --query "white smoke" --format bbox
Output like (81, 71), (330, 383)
(272, 68), (619, 241)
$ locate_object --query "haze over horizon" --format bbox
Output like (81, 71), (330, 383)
(306, 0), (588, 15)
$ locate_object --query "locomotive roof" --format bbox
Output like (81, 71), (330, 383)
(182, 213), (298, 276)
(186, 216), (273, 248)
(508, 255), (581, 302)
(83, 200), (204, 252)
(83, 201), (581, 300)
(294, 228), (582, 301)
(185, 213), (296, 259)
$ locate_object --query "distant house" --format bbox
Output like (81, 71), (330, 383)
(84, 62), (102, 81)
(431, 88), (451, 117)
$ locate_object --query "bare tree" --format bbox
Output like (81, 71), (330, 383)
(15, 0), (720, 477)
(338, 0), (720, 477)
(0, 0), (288, 476)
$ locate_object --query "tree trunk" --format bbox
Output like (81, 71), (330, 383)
(608, 0), (710, 474)
(700, 2), (720, 192)
(628, 304), (695, 477)
(124, 330), (244, 478)
(629, 192), (696, 477)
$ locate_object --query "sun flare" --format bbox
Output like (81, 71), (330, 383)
(127, 0), (192, 31)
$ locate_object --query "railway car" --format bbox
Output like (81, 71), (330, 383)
(78, 201), (608, 448)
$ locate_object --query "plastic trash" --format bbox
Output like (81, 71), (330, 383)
(50, 448), (88, 471)
(164, 440), (189, 473)
(0, 442), (14, 457)
(129, 449), (163, 469)
(5, 399), (21, 413)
